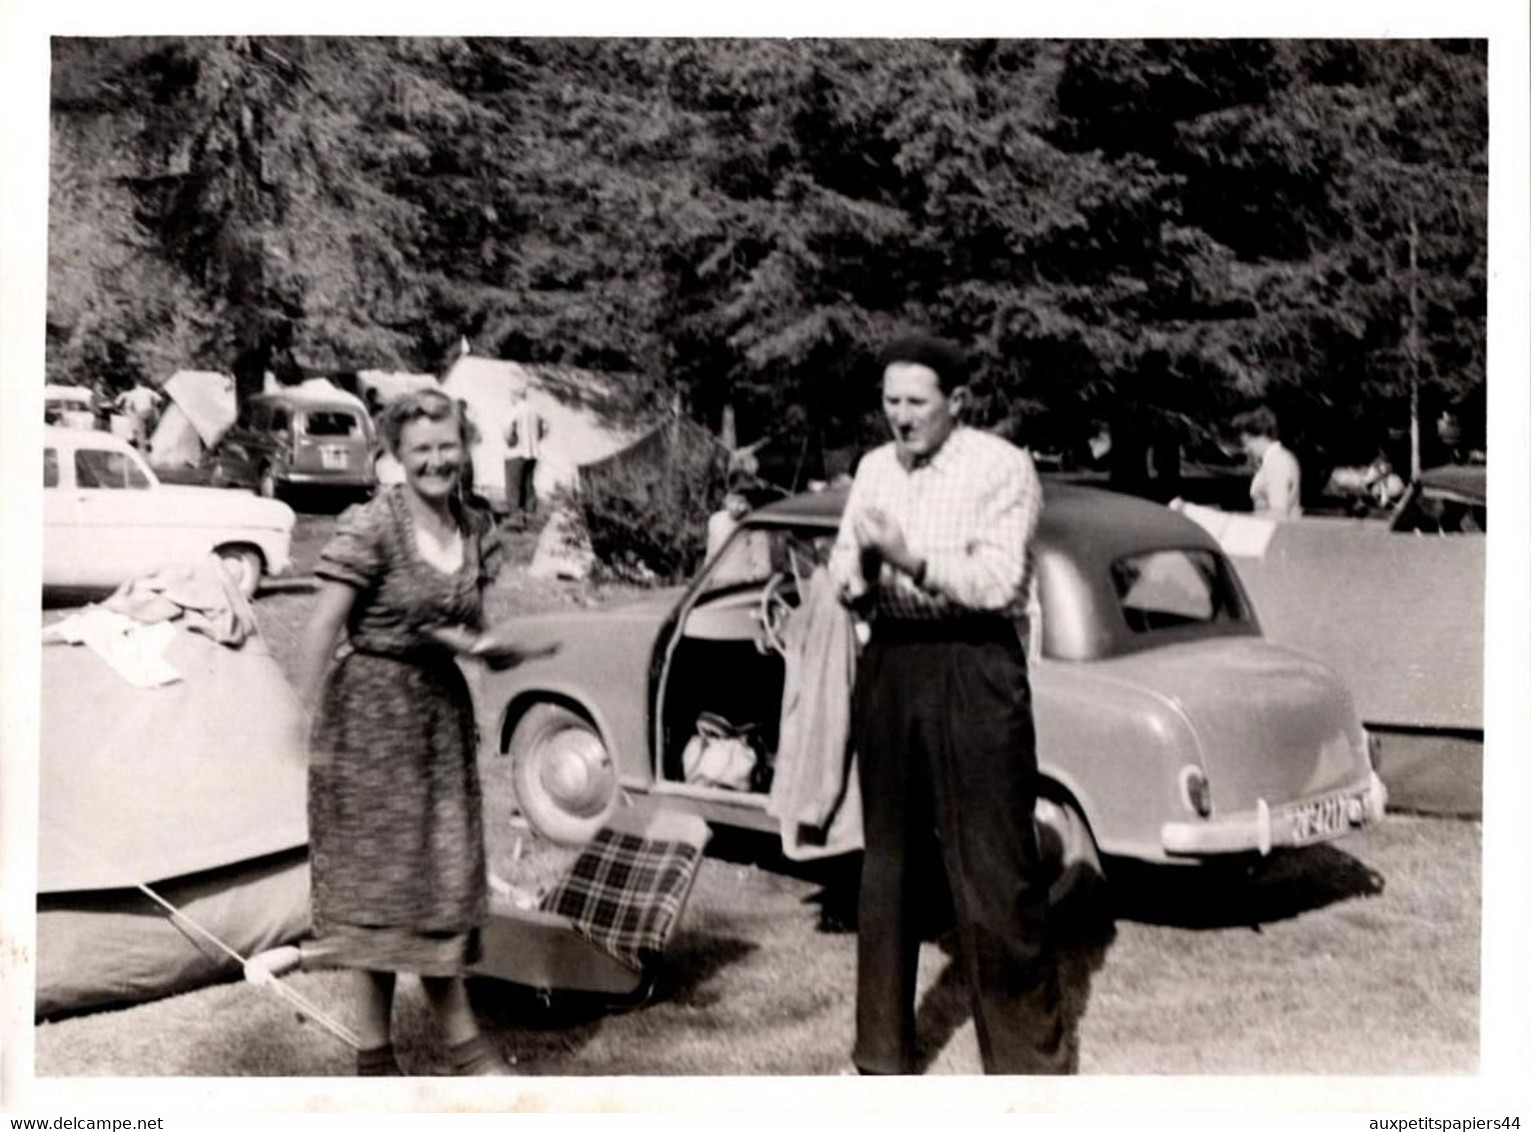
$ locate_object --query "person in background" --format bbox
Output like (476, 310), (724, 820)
(1364, 452), (1407, 510)
(1234, 406), (1302, 518)
(504, 387), (548, 523)
(705, 482), (774, 585)
(829, 333), (1067, 1076)
(262, 389), (525, 1076)
(114, 381), (162, 450)
(706, 486), (752, 561)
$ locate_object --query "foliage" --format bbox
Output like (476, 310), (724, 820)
(49, 36), (1486, 492)
(573, 419), (729, 583)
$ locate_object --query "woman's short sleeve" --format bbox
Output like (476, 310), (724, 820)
(317, 501), (388, 589)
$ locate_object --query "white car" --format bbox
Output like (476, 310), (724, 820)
(44, 426), (295, 598)
(44, 384), (102, 430)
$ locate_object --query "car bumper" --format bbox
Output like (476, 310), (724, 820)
(278, 471), (374, 489)
(1160, 772), (1387, 857)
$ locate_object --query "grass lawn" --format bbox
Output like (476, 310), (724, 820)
(33, 814), (1478, 1077)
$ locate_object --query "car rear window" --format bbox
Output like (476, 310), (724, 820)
(74, 447), (150, 490)
(302, 411), (361, 437)
(1110, 549), (1247, 633)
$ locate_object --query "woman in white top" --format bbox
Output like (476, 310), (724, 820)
(1234, 406), (1302, 518)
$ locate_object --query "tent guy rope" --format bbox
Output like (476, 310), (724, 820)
(52, 828), (361, 1049)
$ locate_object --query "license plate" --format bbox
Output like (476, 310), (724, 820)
(320, 447), (348, 470)
(1286, 791), (1363, 844)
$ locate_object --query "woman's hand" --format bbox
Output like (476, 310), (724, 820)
(422, 624), (481, 654)
(467, 625), (560, 670)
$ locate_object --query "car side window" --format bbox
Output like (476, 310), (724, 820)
(74, 447), (151, 490)
(44, 448), (59, 488)
(270, 407), (290, 433)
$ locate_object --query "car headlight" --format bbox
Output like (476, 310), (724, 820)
(1179, 765), (1213, 818)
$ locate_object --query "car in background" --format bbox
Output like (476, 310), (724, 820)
(474, 482), (1385, 885)
(206, 389), (376, 502)
(1389, 464), (1486, 534)
(44, 384), (104, 431)
(43, 426), (294, 599)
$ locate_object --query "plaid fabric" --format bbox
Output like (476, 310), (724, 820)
(538, 828), (705, 971)
(830, 427), (1042, 620)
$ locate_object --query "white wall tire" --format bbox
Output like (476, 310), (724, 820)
(509, 704), (619, 846)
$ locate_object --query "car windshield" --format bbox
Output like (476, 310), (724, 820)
(1110, 548), (1247, 633)
(1393, 487), (1486, 534)
(74, 447), (151, 490)
(302, 411), (362, 437)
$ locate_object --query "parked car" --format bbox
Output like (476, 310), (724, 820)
(43, 426), (295, 599)
(206, 389), (376, 501)
(1389, 464), (1486, 534)
(474, 482), (1385, 879)
(44, 384), (104, 431)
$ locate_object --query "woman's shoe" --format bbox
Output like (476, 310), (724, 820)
(444, 1034), (516, 1076)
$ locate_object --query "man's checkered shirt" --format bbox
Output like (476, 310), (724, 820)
(828, 426), (1042, 621)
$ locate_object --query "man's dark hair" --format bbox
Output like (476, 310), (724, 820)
(878, 335), (969, 394)
(1232, 405), (1280, 441)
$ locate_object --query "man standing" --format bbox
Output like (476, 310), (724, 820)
(504, 387), (548, 521)
(830, 335), (1066, 1076)
(114, 381), (162, 450)
(1234, 406), (1302, 518)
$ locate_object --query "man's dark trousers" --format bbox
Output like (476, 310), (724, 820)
(503, 457), (538, 519)
(851, 618), (1067, 1075)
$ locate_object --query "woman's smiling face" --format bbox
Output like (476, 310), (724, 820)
(396, 414), (464, 503)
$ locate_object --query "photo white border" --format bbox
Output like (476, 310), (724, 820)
(3, 0), (1527, 1120)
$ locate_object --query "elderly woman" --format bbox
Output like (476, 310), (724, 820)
(272, 389), (523, 1076)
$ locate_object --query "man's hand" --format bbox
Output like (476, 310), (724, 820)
(854, 507), (920, 578)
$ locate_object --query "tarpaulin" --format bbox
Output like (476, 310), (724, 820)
(39, 618), (308, 894)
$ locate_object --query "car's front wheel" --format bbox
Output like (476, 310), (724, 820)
(508, 704), (620, 846)
(215, 545), (264, 599)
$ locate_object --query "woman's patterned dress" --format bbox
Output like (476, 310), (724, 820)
(305, 486), (502, 975)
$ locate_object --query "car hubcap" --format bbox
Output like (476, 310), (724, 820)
(534, 729), (615, 818)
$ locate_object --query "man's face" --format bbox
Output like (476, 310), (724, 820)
(882, 361), (962, 464)
(1240, 432), (1270, 462)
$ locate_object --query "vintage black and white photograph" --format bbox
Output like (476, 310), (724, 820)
(3, 3), (1528, 1117)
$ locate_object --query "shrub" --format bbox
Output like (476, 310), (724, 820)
(575, 421), (728, 584)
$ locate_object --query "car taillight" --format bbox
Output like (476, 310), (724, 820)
(1179, 765), (1213, 818)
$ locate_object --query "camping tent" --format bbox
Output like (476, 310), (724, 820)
(440, 358), (645, 510)
(356, 370), (439, 409)
(37, 575), (310, 1017)
(147, 371), (237, 469)
(260, 374), (369, 412)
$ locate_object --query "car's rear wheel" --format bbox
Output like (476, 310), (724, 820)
(215, 545), (263, 599)
(508, 704), (620, 846)
(1034, 794), (1108, 924)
